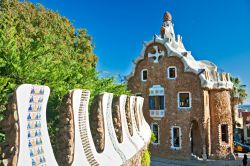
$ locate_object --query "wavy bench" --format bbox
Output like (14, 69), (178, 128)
(0, 85), (151, 166)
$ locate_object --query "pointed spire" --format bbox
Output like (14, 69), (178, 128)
(160, 11), (175, 40)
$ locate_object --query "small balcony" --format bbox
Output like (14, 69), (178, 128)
(149, 109), (165, 119)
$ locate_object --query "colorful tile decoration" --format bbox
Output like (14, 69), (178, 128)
(27, 86), (46, 166)
(78, 91), (99, 166)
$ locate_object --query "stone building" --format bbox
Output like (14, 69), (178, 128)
(127, 12), (234, 160)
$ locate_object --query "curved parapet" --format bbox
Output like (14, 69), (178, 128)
(135, 97), (151, 144)
(1, 86), (151, 166)
(0, 84), (58, 166)
(112, 95), (137, 161)
(57, 90), (124, 165)
(127, 96), (145, 149)
(56, 90), (151, 165)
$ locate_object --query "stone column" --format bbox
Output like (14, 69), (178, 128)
(206, 119), (211, 157)
(201, 126), (207, 160)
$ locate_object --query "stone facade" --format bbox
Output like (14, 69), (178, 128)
(55, 92), (75, 166)
(127, 12), (233, 160)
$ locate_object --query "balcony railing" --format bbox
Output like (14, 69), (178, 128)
(149, 109), (165, 119)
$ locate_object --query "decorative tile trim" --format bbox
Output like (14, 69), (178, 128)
(27, 86), (46, 166)
(78, 91), (99, 166)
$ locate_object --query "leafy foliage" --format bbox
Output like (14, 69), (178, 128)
(141, 148), (151, 166)
(150, 131), (156, 143)
(230, 77), (247, 105)
(0, 0), (130, 146)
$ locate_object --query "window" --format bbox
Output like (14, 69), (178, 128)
(247, 126), (250, 137)
(141, 69), (148, 81)
(149, 96), (164, 110)
(178, 92), (191, 108)
(167, 66), (177, 79)
(221, 124), (228, 143)
(149, 85), (165, 110)
(171, 126), (181, 149)
(151, 123), (159, 144)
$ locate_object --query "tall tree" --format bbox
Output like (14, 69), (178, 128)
(231, 77), (247, 105)
(230, 76), (247, 142)
(0, 0), (129, 146)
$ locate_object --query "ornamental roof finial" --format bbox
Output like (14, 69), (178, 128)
(163, 11), (172, 22)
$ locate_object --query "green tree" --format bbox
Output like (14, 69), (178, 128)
(231, 77), (247, 105)
(230, 76), (247, 141)
(0, 0), (129, 145)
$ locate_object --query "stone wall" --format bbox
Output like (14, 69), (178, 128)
(112, 96), (123, 143)
(0, 94), (19, 166)
(89, 94), (106, 153)
(209, 90), (233, 159)
(55, 92), (75, 165)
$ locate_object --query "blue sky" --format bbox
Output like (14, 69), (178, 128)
(30, 0), (250, 104)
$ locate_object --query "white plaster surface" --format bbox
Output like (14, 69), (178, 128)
(72, 90), (123, 165)
(136, 97), (151, 143)
(128, 96), (145, 149)
(16, 84), (58, 166)
(13, 86), (150, 166)
(71, 89), (90, 166)
(113, 95), (138, 160)
(71, 91), (151, 166)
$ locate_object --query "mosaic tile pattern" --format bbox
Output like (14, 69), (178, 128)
(78, 91), (99, 166)
(106, 94), (126, 162)
(27, 86), (46, 166)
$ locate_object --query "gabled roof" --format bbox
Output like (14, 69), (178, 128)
(127, 12), (233, 90)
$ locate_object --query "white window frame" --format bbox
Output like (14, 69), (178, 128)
(149, 85), (165, 111)
(151, 123), (160, 145)
(167, 66), (177, 80)
(141, 69), (148, 82)
(177, 91), (192, 109)
(171, 126), (182, 150)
